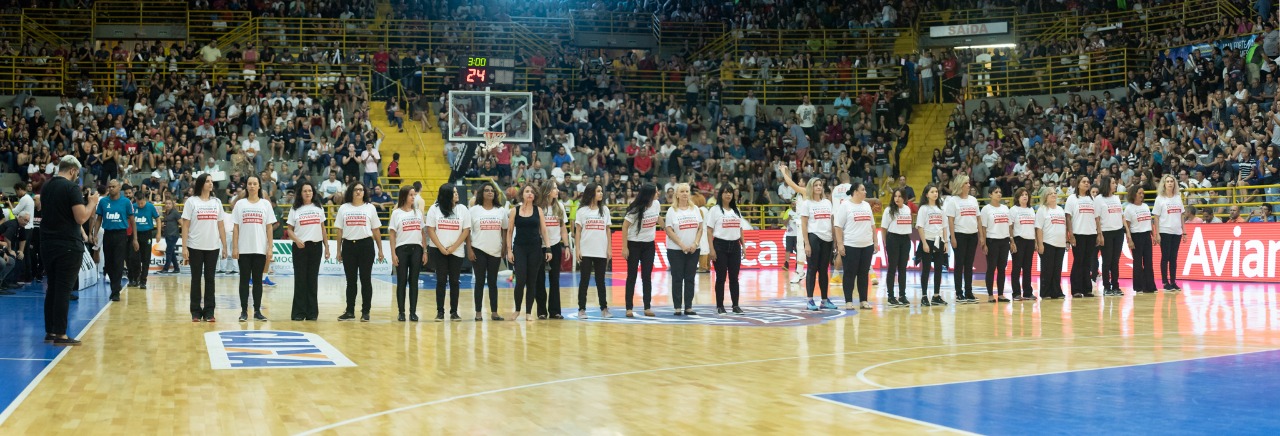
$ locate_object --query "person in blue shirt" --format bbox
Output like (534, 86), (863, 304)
(128, 187), (161, 289)
(94, 179), (135, 301)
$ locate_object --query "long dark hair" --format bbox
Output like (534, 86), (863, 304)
(293, 181), (323, 208)
(435, 183), (456, 217)
(343, 181), (366, 204)
(1098, 175), (1114, 197)
(922, 183), (941, 207)
(627, 183), (657, 235)
(397, 186), (416, 209)
(194, 173), (214, 197)
(580, 183), (605, 217)
(888, 187), (906, 217)
(476, 183), (500, 208)
(715, 184), (739, 216)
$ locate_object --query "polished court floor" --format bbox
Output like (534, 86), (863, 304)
(3, 269), (1280, 435)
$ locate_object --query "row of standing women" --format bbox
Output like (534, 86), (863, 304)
(179, 175), (755, 321)
(780, 163), (1187, 308)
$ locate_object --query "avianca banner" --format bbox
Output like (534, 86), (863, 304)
(609, 224), (1280, 282)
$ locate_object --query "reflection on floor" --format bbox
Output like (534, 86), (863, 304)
(1, 270), (1278, 434)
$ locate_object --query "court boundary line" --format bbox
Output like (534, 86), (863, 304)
(0, 299), (113, 426)
(804, 394), (980, 435)
(0, 358), (55, 362)
(295, 332), (1168, 435)
(844, 346), (1279, 390)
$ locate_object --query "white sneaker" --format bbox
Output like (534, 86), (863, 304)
(790, 273), (802, 284)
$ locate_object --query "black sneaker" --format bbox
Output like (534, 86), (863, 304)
(435, 311), (444, 322)
(931, 295), (948, 306)
(398, 313), (406, 322)
(109, 294), (120, 302)
(1080, 293), (1096, 298)
(717, 306), (727, 314)
(253, 312), (267, 321)
(44, 334), (57, 342)
(1073, 293), (1085, 298)
(685, 309), (698, 315)
(238, 312), (248, 322)
(53, 337), (82, 346)
(919, 297), (931, 307)
(360, 313), (370, 322)
(410, 314), (419, 322)
(450, 312), (461, 320)
(964, 294), (978, 304)
(338, 312), (355, 321)
(732, 306), (744, 314)
(1170, 283), (1182, 292)
(886, 296), (900, 307)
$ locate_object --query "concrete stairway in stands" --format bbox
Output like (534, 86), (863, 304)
(897, 103), (953, 198)
(367, 101), (451, 203)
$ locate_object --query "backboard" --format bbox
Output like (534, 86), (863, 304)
(447, 90), (534, 143)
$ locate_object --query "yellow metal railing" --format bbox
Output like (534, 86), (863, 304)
(918, 7), (1017, 28)
(657, 20), (728, 49)
(568, 10), (654, 35)
(0, 56), (64, 95)
(189, 10), (255, 48)
(92, 1), (188, 28)
(83, 61), (368, 100)
(963, 48), (1131, 101)
(19, 8), (91, 45)
(732, 28), (904, 60)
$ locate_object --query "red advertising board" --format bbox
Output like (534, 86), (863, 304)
(608, 223), (1280, 283)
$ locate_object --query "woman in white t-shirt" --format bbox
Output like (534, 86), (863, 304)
(943, 180), (981, 303)
(880, 188), (913, 306)
(915, 184), (949, 307)
(621, 184), (663, 317)
(427, 183), (471, 321)
(706, 185), (747, 314)
(286, 181), (330, 321)
(335, 182), (385, 322)
(1064, 175), (1102, 298)
(389, 186), (427, 322)
(232, 176), (277, 322)
(1096, 176), (1126, 296)
(779, 164), (836, 311)
(1008, 188), (1037, 300)
(834, 182), (877, 310)
(1035, 190), (1068, 299)
(466, 183), (507, 321)
(1123, 188), (1158, 294)
(536, 182), (569, 319)
(665, 183), (704, 315)
(180, 173), (227, 322)
(978, 186), (1012, 303)
(574, 183), (611, 318)
(1152, 174), (1184, 291)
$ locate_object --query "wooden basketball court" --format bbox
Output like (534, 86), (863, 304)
(2, 270), (1277, 434)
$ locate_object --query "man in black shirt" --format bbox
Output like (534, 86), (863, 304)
(0, 213), (29, 292)
(42, 156), (99, 346)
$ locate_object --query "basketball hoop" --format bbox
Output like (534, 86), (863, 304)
(481, 131), (506, 153)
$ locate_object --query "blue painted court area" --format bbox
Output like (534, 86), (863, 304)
(813, 349), (1280, 435)
(0, 281), (111, 421)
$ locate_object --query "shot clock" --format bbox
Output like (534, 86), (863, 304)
(459, 56), (514, 86)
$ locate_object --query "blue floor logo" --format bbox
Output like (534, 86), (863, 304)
(205, 331), (356, 370)
(569, 298), (857, 327)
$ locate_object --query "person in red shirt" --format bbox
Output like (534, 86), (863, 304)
(634, 146), (653, 178)
(372, 49), (390, 96)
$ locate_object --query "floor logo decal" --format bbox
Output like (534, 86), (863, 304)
(205, 331), (356, 370)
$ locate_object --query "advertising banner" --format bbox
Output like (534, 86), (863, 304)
(1164, 34), (1258, 61)
(608, 224), (1280, 283)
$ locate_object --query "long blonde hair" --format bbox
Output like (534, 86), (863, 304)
(805, 177), (825, 201)
(1158, 174), (1180, 198)
(674, 183), (693, 208)
(537, 179), (565, 219)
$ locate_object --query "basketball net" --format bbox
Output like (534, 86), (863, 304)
(482, 131), (506, 153)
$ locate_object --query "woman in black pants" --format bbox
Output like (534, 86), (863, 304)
(1008, 188), (1037, 300)
(978, 186), (1012, 302)
(945, 178), (980, 303)
(335, 182), (385, 322)
(1152, 175), (1185, 292)
(427, 183), (470, 321)
(574, 184), (611, 318)
(536, 181), (569, 319)
(390, 186), (427, 322)
(706, 185), (744, 314)
(880, 188), (912, 307)
(181, 173), (227, 322)
(1096, 176), (1125, 296)
(915, 184), (949, 306)
(231, 177), (276, 322)
(1035, 190), (1069, 299)
(1065, 175), (1101, 298)
(287, 182), (329, 321)
(507, 184), (551, 322)
(779, 164), (836, 310)
(467, 183), (507, 321)
(835, 182), (877, 310)
(622, 184), (663, 317)
(666, 183), (704, 315)
(1124, 187), (1158, 293)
